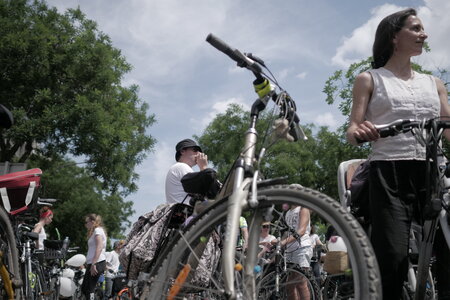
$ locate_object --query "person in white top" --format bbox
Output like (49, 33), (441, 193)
(104, 240), (124, 300)
(347, 8), (450, 299)
(165, 138), (209, 204)
(258, 221), (277, 260)
(280, 205), (312, 300)
(309, 225), (324, 287)
(81, 213), (107, 300)
(32, 206), (53, 250)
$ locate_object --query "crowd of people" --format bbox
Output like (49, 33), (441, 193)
(31, 7), (449, 300)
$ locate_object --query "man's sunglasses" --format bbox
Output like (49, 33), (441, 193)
(185, 147), (200, 152)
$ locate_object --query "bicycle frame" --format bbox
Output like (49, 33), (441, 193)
(221, 97), (268, 299)
(415, 119), (450, 300)
(205, 33), (308, 299)
(361, 118), (450, 300)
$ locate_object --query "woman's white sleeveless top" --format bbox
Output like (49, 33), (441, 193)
(366, 67), (440, 161)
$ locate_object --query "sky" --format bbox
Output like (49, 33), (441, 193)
(46, 0), (450, 229)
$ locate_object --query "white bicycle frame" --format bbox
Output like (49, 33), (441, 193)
(221, 112), (266, 299)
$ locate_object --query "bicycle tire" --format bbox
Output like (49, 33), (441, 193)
(0, 207), (21, 300)
(323, 274), (355, 300)
(257, 266), (321, 300)
(146, 184), (381, 300)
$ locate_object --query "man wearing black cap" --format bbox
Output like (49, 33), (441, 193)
(165, 138), (209, 204)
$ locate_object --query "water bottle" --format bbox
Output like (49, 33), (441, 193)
(62, 236), (70, 256)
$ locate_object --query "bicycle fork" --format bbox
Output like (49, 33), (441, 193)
(222, 177), (251, 299)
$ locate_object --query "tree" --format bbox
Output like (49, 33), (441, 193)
(195, 103), (369, 200)
(323, 56), (449, 157)
(31, 155), (130, 253)
(0, 0), (155, 196)
(322, 56), (447, 126)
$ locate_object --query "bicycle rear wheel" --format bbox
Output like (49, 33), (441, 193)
(146, 184), (381, 299)
(0, 207), (21, 300)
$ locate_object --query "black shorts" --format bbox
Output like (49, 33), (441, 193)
(81, 260), (106, 295)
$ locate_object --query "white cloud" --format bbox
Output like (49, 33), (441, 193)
(277, 68), (292, 81)
(331, 0), (450, 71)
(296, 72), (307, 80)
(331, 4), (403, 68)
(127, 141), (173, 217)
(314, 112), (338, 128)
(415, 0), (450, 70)
(196, 97), (250, 128)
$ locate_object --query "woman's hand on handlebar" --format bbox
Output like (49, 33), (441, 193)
(352, 120), (380, 144)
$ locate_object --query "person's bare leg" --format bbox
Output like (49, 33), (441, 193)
(287, 272), (300, 300)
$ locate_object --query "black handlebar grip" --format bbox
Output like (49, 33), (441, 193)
(355, 137), (366, 144)
(206, 33), (243, 64)
(378, 128), (395, 138)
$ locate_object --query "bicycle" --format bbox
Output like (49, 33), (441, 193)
(256, 217), (321, 299)
(0, 207), (21, 300)
(0, 104), (22, 300)
(16, 223), (45, 300)
(351, 118), (450, 300)
(337, 158), (437, 300)
(141, 34), (381, 300)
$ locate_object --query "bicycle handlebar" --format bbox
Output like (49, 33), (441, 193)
(356, 118), (450, 143)
(206, 33), (262, 74)
(206, 33), (307, 142)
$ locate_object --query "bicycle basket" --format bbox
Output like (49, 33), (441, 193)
(0, 168), (42, 215)
(323, 251), (349, 274)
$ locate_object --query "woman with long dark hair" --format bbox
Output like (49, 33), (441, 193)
(347, 8), (450, 299)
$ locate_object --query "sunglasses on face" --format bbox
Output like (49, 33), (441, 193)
(262, 225), (270, 229)
(186, 147), (200, 152)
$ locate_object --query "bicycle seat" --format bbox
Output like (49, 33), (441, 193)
(337, 159), (366, 208)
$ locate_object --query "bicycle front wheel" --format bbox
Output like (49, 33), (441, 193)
(0, 207), (21, 300)
(147, 184), (381, 300)
(257, 266), (321, 300)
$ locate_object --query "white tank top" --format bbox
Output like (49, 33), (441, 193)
(366, 67), (440, 161)
(38, 227), (46, 250)
(284, 206), (311, 250)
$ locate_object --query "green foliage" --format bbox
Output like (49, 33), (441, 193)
(323, 57), (373, 127)
(0, 0), (155, 196)
(323, 56), (440, 127)
(30, 155), (131, 252)
(196, 103), (370, 200)
(195, 104), (252, 181)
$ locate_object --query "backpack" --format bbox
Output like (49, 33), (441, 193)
(348, 160), (371, 223)
(119, 203), (193, 280)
